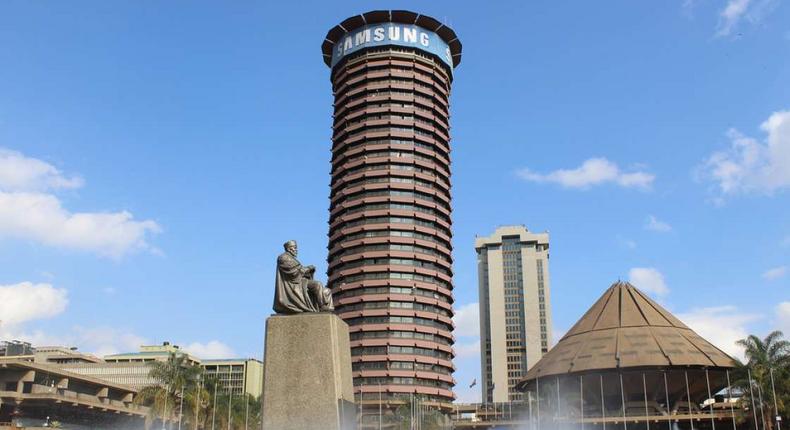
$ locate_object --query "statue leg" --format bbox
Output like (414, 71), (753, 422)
(307, 280), (334, 312)
(321, 287), (334, 312)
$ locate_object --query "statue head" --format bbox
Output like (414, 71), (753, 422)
(283, 240), (297, 256)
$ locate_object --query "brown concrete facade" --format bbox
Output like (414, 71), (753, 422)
(322, 10), (461, 408)
(0, 359), (147, 428)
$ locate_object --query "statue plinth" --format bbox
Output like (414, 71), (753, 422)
(261, 313), (356, 430)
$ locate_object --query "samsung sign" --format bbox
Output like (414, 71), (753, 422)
(332, 23), (453, 69)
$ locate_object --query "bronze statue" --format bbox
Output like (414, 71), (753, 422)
(273, 240), (334, 314)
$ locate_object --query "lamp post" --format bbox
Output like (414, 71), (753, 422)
(163, 384), (170, 430)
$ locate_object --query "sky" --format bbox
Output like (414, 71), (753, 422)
(0, 0), (789, 403)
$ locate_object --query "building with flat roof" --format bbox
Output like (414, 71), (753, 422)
(1, 341), (263, 398)
(0, 341), (34, 357)
(104, 341), (200, 366)
(322, 10), (462, 414)
(32, 346), (103, 364)
(475, 225), (553, 403)
(201, 359), (263, 397)
(58, 361), (155, 391)
(0, 359), (147, 429)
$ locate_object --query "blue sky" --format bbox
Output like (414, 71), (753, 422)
(0, 0), (788, 403)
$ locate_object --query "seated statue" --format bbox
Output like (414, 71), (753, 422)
(273, 240), (334, 314)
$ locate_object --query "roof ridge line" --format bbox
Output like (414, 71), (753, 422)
(566, 286), (617, 373)
(646, 325), (673, 365)
(625, 286), (651, 327)
(631, 286), (675, 327)
(625, 286), (673, 364)
(615, 285), (623, 365)
(590, 285), (617, 332)
(675, 327), (717, 367)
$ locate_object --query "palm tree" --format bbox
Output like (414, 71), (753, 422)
(733, 331), (790, 430)
(184, 374), (215, 430)
(135, 352), (203, 429)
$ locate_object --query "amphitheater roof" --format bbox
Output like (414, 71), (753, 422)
(519, 281), (736, 383)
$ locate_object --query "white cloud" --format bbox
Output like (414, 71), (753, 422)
(0, 282), (68, 327)
(0, 325), (147, 359)
(617, 236), (637, 250)
(0, 148), (160, 258)
(72, 326), (148, 357)
(517, 157), (654, 190)
(716, 0), (753, 36)
(553, 326), (567, 346)
(776, 302), (790, 334)
(0, 192), (160, 258)
(716, 0), (780, 36)
(700, 111), (790, 198)
(0, 327), (62, 347)
(454, 340), (480, 358)
(453, 302), (480, 338)
(183, 341), (236, 359)
(629, 267), (670, 296)
(0, 280), (148, 358)
(683, 0), (699, 16)
(762, 266), (787, 280)
(645, 215), (672, 232)
(0, 149), (83, 192)
(677, 306), (760, 360)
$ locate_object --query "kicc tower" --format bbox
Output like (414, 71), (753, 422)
(321, 10), (462, 413)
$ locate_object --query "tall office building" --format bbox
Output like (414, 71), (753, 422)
(475, 226), (553, 403)
(321, 10), (462, 409)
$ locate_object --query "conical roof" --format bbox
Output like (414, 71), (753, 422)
(520, 281), (735, 382)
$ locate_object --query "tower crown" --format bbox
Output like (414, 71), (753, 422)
(321, 10), (462, 69)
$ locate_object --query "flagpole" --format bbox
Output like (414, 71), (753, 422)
(770, 368), (782, 430)
(227, 389), (233, 430)
(211, 381), (218, 430)
(163, 384), (170, 430)
(178, 386), (185, 430)
(195, 376), (202, 430)
(245, 392), (249, 430)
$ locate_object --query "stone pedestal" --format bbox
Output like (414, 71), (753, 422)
(261, 313), (356, 430)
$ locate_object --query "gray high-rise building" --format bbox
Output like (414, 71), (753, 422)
(475, 225), (553, 403)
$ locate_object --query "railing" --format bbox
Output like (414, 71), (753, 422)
(451, 402), (745, 427)
(0, 389), (148, 416)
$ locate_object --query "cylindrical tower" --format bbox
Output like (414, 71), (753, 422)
(321, 10), (462, 412)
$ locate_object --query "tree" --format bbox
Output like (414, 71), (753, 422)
(135, 352), (203, 429)
(212, 392), (261, 430)
(734, 330), (790, 430)
(136, 354), (261, 430)
(184, 374), (215, 430)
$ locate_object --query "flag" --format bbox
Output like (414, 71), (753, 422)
(469, 378), (477, 388)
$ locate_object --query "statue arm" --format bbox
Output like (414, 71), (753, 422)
(278, 255), (303, 278)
